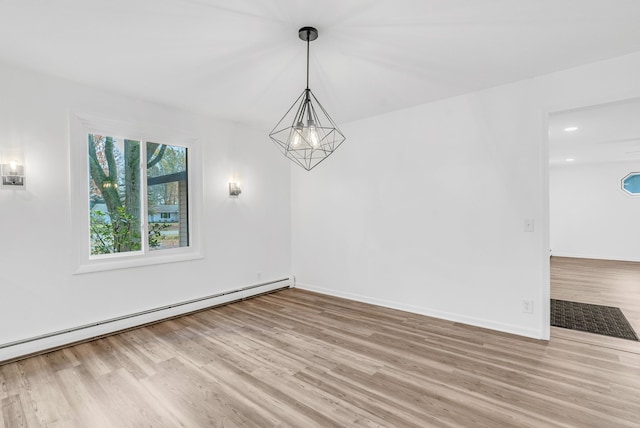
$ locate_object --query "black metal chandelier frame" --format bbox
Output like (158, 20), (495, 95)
(269, 27), (346, 171)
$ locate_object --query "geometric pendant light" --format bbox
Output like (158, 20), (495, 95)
(269, 27), (346, 171)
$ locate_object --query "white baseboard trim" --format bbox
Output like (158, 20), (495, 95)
(0, 278), (292, 364)
(297, 282), (543, 340)
(551, 252), (640, 263)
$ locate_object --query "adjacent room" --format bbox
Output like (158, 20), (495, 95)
(549, 99), (640, 343)
(1, 1), (639, 426)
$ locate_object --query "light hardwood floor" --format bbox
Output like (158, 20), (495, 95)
(551, 256), (640, 352)
(1, 259), (639, 427)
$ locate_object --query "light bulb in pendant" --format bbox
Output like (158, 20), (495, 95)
(9, 160), (18, 172)
(291, 122), (303, 147)
(291, 132), (301, 147)
(306, 121), (319, 148)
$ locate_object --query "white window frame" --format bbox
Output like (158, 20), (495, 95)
(70, 113), (203, 274)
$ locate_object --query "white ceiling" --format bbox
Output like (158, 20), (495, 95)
(549, 98), (640, 166)
(1, 0), (640, 130)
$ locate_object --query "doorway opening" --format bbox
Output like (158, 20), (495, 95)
(548, 98), (640, 349)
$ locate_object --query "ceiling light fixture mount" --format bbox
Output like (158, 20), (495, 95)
(298, 26), (318, 43)
(269, 26), (346, 171)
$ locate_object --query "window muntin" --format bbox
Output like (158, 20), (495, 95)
(622, 172), (640, 196)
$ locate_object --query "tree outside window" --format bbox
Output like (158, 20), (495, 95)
(88, 134), (189, 255)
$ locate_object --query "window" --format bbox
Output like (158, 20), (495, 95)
(71, 114), (201, 273)
(622, 172), (640, 196)
(146, 142), (189, 250)
(89, 136), (189, 255)
(89, 135), (143, 255)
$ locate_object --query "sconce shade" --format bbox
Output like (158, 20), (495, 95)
(229, 182), (242, 196)
(269, 27), (345, 171)
(1, 159), (25, 188)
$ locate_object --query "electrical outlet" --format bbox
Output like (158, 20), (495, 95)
(522, 300), (534, 314)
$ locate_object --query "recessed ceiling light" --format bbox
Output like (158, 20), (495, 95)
(565, 158), (575, 162)
(564, 126), (578, 132)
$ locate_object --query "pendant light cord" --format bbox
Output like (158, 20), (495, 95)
(306, 31), (310, 90)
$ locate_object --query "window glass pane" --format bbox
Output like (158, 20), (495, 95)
(147, 143), (189, 250)
(88, 134), (142, 255)
(623, 173), (640, 195)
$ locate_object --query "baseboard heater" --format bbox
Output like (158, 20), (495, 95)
(0, 277), (292, 365)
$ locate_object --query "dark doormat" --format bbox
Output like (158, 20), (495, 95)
(551, 299), (639, 341)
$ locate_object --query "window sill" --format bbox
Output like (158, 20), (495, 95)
(74, 250), (204, 274)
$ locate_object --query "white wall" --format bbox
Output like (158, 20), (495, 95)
(551, 161), (640, 261)
(291, 51), (640, 340)
(3, 49), (640, 355)
(0, 62), (291, 351)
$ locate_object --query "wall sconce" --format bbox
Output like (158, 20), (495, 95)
(229, 182), (242, 197)
(1, 157), (25, 189)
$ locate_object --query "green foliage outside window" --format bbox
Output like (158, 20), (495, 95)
(88, 134), (186, 255)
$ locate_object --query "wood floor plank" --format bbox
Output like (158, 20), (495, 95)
(293, 366), (429, 428)
(1, 395), (26, 428)
(143, 356), (267, 428)
(100, 366), (182, 428)
(13, 357), (74, 427)
(1, 257), (639, 427)
(54, 366), (113, 427)
(201, 359), (325, 428)
(551, 256), (640, 332)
